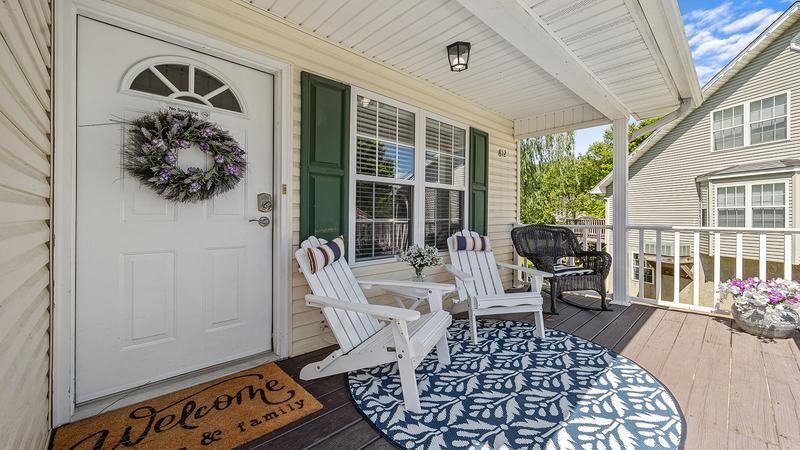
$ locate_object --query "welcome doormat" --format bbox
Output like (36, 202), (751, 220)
(52, 363), (322, 450)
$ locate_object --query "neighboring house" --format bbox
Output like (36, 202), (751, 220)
(594, 2), (800, 307)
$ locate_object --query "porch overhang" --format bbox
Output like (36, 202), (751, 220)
(250, 0), (702, 135)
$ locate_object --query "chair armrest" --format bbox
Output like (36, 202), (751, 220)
(445, 264), (474, 282)
(357, 278), (456, 293)
(305, 294), (420, 322)
(496, 262), (553, 278)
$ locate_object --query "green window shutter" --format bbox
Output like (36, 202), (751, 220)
(300, 72), (351, 242)
(469, 128), (489, 235)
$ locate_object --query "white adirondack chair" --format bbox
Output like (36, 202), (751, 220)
(295, 236), (453, 413)
(446, 230), (552, 344)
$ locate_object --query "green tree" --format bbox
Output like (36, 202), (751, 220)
(519, 118), (659, 223)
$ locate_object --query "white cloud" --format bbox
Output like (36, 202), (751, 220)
(721, 9), (780, 33)
(682, 1), (784, 84)
(685, 2), (733, 28)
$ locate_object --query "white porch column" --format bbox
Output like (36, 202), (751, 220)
(611, 117), (630, 306)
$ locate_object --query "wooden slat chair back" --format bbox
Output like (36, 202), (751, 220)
(296, 236), (382, 353)
(446, 229), (550, 343)
(294, 235), (453, 413)
(447, 230), (506, 301)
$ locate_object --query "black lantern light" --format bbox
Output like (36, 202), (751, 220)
(447, 41), (470, 72)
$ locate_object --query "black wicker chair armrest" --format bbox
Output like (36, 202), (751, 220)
(574, 251), (612, 277)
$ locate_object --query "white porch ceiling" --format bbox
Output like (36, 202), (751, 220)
(252, 0), (701, 137)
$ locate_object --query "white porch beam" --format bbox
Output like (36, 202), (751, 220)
(457, 0), (630, 120)
(514, 103), (610, 140)
(612, 117), (630, 306)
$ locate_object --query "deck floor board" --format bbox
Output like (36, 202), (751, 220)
(234, 296), (800, 450)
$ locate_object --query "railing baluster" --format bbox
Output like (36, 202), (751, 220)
(785, 233), (792, 281)
(638, 229), (645, 298)
(596, 226), (603, 251)
(582, 228), (589, 252)
(673, 231), (680, 304)
(655, 230), (662, 302)
(693, 231), (700, 307)
(713, 232), (720, 305)
(759, 234), (767, 279)
(735, 233), (743, 279)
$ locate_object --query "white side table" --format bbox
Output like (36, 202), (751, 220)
(359, 279), (456, 312)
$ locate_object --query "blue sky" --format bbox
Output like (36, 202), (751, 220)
(574, 0), (794, 155)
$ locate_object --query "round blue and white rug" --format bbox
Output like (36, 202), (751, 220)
(347, 319), (684, 450)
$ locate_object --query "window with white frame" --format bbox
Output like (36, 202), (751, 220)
(351, 91), (469, 261)
(716, 185), (745, 227)
(750, 94), (787, 145)
(715, 182), (786, 228)
(712, 92), (789, 151)
(354, 95), (415, 261)
(424, 118), (467, 250)
(632, 253), (654, 284)
(712, 105), (744, 151)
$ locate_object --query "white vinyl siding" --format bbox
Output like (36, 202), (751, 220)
(0, 0), (52, 448)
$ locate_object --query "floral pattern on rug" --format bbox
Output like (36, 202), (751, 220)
(347, 319), (684, 450)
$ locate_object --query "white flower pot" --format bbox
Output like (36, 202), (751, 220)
(731, 302), (799, 339)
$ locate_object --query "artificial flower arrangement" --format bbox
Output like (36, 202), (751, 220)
(123, 110), (246, 203)
(398, 245), (442, 281)
(719, 277), (800, 338)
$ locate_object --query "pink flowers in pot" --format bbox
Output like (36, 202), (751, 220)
(720, 277), (800, 307)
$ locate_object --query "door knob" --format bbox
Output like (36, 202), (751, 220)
(249, 217), (271, 227)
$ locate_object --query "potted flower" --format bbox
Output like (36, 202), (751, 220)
(719, 277), (800, 339)
(398, 245), (442, 282)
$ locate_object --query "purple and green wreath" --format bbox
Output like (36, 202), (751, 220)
(122, 110), (246, 202)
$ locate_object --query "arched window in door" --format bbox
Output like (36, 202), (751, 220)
(123, 57), (244, 113)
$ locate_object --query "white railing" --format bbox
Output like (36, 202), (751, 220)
(627, 225), (800, 313)
(514, 223), (800, 315)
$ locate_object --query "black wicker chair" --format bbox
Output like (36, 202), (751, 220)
(511, 224), (612, 314)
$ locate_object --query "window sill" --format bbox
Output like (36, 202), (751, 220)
(711, 137), (790, 153)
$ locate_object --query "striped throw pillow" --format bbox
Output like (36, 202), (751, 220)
(307, 236), (346, 274)
(455, 235), (491, 252)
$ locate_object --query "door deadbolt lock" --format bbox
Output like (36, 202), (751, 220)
(249, 217), (271, 227)
(257, 193), (273, 212)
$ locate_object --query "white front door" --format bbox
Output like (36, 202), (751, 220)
(75, 17), (274, 402)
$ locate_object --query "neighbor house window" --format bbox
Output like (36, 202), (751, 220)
(354, 95), (415, 260)
(712, 105), (744, 150)
(711, 92), (790, 150)
(424, 118), (467, 250)
(750, 94), (787, 145)
(351, 91), (469, 261)
(715, 182), (786, 228)
(751, 183), (785, 228)
(632, 253), (654, 284)
(716, 186), (745, 227)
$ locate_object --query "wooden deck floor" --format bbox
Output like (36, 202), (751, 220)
(239, 296), (800, 450)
